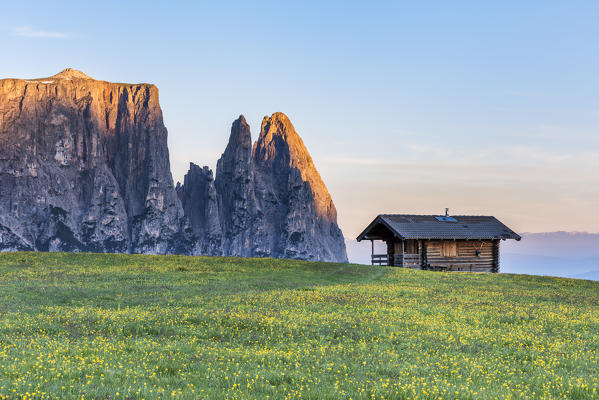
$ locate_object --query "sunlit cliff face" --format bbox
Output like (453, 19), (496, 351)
(253, 112), (337, 221)
(0, 69), (186, 254)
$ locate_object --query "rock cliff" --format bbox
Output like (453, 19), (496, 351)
(0, 69), (189, 253)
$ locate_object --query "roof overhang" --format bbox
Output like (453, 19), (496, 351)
(356, 216), (403, 242)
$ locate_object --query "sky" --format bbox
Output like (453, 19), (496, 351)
(1, 0), (598, 239)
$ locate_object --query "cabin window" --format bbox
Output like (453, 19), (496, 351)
(394, 240), (419, 254)
(441, 242), (457, 257)
(405, 240), (418, 254)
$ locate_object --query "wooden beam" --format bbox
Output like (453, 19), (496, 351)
(387, 240), (394, 267)
(419, 240), (423, 269)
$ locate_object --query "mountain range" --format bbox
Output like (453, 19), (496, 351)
(501, 232), (599, 280)
(0, 69), (347, 262)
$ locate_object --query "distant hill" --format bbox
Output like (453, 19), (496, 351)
(501, 232), (599, 279)
(572, 270), (599, 281)
(502, 231), (599, 258)
(346, 231), (599, 280)
(500, 253), (599, 279)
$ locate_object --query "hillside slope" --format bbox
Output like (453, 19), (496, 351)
(0, 253), (597, 399)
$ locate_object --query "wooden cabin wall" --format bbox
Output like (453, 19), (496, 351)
(391, 240), (421, 268)
(425, 240), (496, 272)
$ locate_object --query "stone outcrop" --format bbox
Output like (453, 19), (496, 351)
(180, 113), (348, 262)
(176, 163), (221, 255)
(0, 69), (346, 262)
(0, 69), (189, 253)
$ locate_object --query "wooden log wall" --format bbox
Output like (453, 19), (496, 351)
(425, 240), (496, 272)
(393, 254), (421, 268)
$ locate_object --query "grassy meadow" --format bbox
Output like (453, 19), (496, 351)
(0, 252), (598, 399)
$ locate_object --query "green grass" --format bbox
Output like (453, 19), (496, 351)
(0, 252), (598, 399)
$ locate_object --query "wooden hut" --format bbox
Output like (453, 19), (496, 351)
(356, 210), (520, 272)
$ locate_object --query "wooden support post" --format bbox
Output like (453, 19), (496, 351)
(371, 240), (374, 266)
(401, 239), (405, 268)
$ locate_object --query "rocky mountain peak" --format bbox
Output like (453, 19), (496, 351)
(225, 115), (252, 159)
(223, 113), (347, 261)
(254, 112), (333, 220)
(258, 112), (298, 145)
(255, 112), (313, 164)
(50, 68), (93, 80)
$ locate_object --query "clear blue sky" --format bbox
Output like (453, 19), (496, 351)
(1, 1), (598, 237)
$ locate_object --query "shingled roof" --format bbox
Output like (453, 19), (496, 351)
(357, 214), (521, 241)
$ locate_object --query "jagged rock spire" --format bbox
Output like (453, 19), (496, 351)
(214, 115), (255, 256)
(252, 112), (346, 261)
(254, 112), (338, 222)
